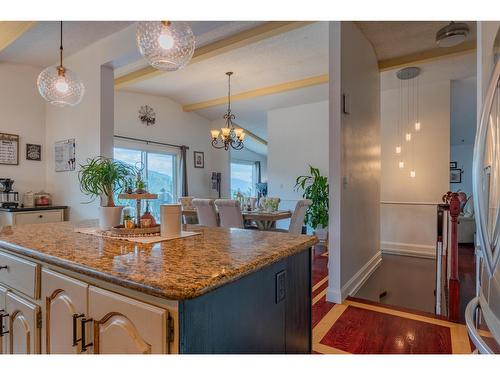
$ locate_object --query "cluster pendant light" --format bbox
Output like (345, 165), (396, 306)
(210, 72), (245, 151)
(395, 67), (421, 178)
(136, 21), (195, 71)
(37, 22), (85, 107)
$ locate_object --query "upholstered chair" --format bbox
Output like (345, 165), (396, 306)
(288, 199), (312, 234)
(192, 199), (218, 227)
(215, 199), (244, 229)
(178, 196), (198, 224)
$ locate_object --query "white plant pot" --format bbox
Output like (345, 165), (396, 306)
(99, 206), (124, 230)
(315, 224), (328, 242)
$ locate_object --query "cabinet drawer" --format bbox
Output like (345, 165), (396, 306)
(13, 210), (63, 225)
(0, 251), (40, 299)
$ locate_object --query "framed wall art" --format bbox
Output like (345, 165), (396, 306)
(450, 168), (462, 183)
(26, 144), (42, 161)
(194, 151), (204, 168)
(55, 139), (76, 172)
(0, 133), (19, 165)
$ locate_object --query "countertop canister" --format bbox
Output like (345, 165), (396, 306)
(160, 204), (182, 238)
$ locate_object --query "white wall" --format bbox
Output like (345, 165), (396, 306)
(267, 101), (328, 212)
(328, 22), (381, 303)
(115, 90), (229, 199)
(380, 79), (450, 258)
(0, 63), (46, 197)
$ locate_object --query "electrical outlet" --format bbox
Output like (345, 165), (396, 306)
(276, 270), (286, 303)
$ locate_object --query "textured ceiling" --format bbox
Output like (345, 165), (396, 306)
(0, 21), (133, 67)
(355, 21), (477, 61)
(120, 22), (329, 150)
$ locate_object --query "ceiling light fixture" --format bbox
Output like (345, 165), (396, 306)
(210, 72), (245, 151)
(37, 21), (85, 107)
(436, 22), (470, 48)
(136, 21), (195, 71)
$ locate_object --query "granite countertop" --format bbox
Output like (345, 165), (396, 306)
(0, 221), (318, 300)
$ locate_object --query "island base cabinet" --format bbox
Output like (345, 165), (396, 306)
(0, 285), (6, 354)
(41, 269), (88, 354)
(88, 286), (169, 354)
(5, 291), (41, 354)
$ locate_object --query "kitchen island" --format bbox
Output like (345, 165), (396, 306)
(0, 221), (317, 354)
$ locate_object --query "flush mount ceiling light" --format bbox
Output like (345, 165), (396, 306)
(37, 22), (85, 107)
(136, 21), (195, 71)
(436, 22), (470, 48)
(210, 72), (245, 151)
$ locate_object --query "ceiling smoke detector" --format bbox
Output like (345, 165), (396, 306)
(436, 22), (470, 48)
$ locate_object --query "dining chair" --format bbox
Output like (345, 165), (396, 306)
(178, 196), (197, 224)
(258, 197), (281, 210)
(288, 199), (312, 234)
(215, 199), (244, 229)
(192, 199), (218, 227)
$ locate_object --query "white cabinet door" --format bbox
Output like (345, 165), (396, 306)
(89, 286), (168, 354)
(0, 285), (7, 354)
(6, 291), (41, 354)
(41, 269), (88, 354)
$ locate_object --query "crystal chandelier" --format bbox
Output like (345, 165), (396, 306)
(37, 22), (85, 107)
(210, 72), (245, 151)
(136, 21), (195, 71)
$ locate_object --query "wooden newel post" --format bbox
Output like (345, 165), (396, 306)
(447, 192), (461, 321)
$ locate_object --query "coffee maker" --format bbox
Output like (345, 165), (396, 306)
(0, 178), (19, 208)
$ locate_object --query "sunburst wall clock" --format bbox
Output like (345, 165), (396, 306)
(138, 105), (156, 126)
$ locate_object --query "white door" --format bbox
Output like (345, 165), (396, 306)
(6, 291), (41, 354)
(0, 285), (7, 354)
(88, 286), (168, 354)
(41, 269), (88, 354)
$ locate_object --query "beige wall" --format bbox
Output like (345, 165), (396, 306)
(0, 63), (46, 197)
(328, 21), (381, 303)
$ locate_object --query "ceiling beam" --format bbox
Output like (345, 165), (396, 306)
(378, 40), (476, 71)
(114, 21), (315, 89)
(182, 74), (329, 112)
(0, 21), (36, 51)
(233, 123), (268, 146)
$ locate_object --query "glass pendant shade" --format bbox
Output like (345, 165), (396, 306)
(137, 21), (195, 71)
(395, 145), (401, 154)
(415, 121), (421, 131)
(37, 66), (85, 107)
(399, 161), (405, 169)
(405, 132), (412, 141)
(410, 170), (416, 178)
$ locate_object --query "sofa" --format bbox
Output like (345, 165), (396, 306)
(457, 196), (475, 244)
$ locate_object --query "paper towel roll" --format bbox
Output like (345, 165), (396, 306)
(160, 204), (182, 237)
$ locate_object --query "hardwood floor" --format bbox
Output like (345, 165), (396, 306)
(311, 245), (473, 354)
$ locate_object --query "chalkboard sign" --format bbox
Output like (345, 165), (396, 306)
(0, 133), (19, 165)
(55, 139), (76, 172)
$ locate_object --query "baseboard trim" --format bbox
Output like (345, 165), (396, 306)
(342, 251), (382, 297)
(326, 251), (382, 304)
(381, 241), (436, 259)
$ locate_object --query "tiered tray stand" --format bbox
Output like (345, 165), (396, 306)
(118, 193), (158, 224)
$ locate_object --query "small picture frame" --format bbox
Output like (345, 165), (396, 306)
(194, 151), (204, 168)
(450, 168), (462, 183)
(26, 144), (41, 161)
(450, 161), (457, 169)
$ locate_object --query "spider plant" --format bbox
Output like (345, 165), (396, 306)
(78, 156), (135, 207)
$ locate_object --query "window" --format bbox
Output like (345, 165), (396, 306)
(114, 146), (178, 221)
(230, 161), (256, 198)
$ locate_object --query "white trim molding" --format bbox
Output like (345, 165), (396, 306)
(326, 251), (382, 303)
(381, 241), (436, 259)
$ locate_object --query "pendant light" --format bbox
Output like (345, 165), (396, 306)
(136, 21), (195, 71)
(210, 72), (245, 151)
(37, 22), (85, 107)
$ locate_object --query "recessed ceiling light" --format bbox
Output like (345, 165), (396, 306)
(436, 22), (470, 48)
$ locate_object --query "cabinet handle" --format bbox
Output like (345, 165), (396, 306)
(80, 317), (93, 352)
(0, 310), (9, 337)
(72, 313), (84, 347)
(0, 265), (8, 271)
(39, 215), (43, 218)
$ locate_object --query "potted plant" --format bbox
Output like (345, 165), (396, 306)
(294, 165), (329, 241)
(78, 156), (135, 229)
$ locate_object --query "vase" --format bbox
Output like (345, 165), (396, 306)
(99, 206), (124, 230)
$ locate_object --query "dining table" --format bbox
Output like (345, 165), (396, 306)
(181, 208), (292, 231)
